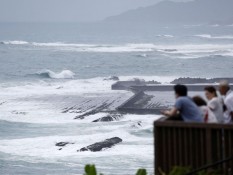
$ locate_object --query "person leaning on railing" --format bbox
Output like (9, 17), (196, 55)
(161, 84), (203, 122)
(218, 80), (233, 123)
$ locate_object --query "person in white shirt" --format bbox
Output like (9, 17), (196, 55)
(204, 86), (224, 123)
(218, 81), (233, 123)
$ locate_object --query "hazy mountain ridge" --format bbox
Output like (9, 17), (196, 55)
(105, 0), (233, 24)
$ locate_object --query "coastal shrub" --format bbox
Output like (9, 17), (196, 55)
(136, 168), (147, 175)
(84, 164), (99, 175)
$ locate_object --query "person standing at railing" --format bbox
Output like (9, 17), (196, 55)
(218, 81), (233, 123)
(204, 86), (224, 123)
(161, 84), (203, 122)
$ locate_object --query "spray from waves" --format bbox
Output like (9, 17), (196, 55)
(36, 70), (75, 79)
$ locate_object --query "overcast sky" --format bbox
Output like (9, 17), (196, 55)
(0, 0), (189, 22)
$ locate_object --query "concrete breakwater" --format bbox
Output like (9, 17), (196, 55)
(112, 78), (233, 115)
(117, 91), (167, 114)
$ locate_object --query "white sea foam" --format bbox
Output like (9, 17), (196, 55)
(31, 42), (155, 52)
(195, 34), (233, 39)
(210, 24), (220, 27)
(1, 40), (29, 45)
(0, 113), (160, 162)
(119, 75), (178, 84)
(2, 40), (233, 56)
(156, 34), (174, 38)
(32, 42), (95, 47)
(156, 43), (233, 59)
(37, 70), (75, 79)
(0, 77), (133, 124)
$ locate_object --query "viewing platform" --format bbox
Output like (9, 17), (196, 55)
(154, 117), (233, 174)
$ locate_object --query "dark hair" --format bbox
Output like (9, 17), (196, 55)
(192, 96), (207, 106)
(174, 84), (187, 96)
(204, 86), (217, 97)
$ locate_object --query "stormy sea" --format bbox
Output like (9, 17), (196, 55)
(1, 23), (233, 175)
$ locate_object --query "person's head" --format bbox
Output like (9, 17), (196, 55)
(204, 86), (217, 100)
(174, 84), (187, 98)
(218, 80), (230, 96)
(192, 96), (207, 106)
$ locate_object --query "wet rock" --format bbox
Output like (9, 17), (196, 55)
(56, 86), (63, 89)
(55, 142), (73, 147)
(11, 111), (27, 115)
(104, 76), (119, 81)
(78, 137), (122, 152)
(132, 78), (145, 83)
(92, 114), (122, 122)
(147, 80), (161, 85)
(131, 121), (142, 128)
(0, 101), (6, 105)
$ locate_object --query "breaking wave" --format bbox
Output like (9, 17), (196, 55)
(36, 70), (75, 79)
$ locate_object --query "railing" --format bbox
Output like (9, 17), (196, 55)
(154, 117), (233, 175)
(186, 156), (233, 175)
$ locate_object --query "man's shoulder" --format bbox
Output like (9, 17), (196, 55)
(175, 96), (192, 106)
(176, 96), (190, 101)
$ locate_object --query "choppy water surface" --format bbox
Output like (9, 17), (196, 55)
(0, 23), (233, 175)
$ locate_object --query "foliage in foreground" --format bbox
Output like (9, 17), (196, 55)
(84, 164), (147, 175)
(84, 164), (220, 175)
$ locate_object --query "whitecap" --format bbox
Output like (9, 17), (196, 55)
(195, 34), (233, 39)
(36, 70), (75, 79)
(0, 40), (29, 45)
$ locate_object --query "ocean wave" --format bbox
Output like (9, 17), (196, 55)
(36, 70), (75, 79)
(1, 40), (233, 56)
(0, 40), (29, 45)
(195, 34), (233, 39)
(31, 42), (95, 47)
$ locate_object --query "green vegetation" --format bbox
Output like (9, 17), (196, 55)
(83, 164), (147, 175)
(84, 165), (220, 175)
